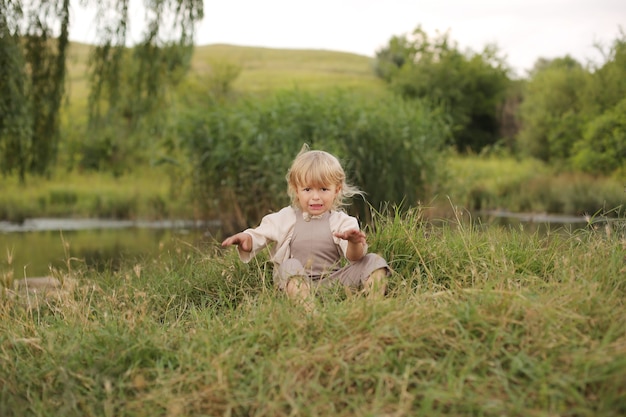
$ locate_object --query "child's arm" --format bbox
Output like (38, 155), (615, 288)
(333, 229), (366, 262)
(221, 232), (253, 252)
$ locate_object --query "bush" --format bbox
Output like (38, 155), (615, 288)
(572, 97), (626, 174)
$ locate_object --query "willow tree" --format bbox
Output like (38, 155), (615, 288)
(0, 0), (69, 180)
(0, 0), (203, 181)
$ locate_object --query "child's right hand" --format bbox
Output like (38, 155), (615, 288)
(221, 233), (252, 252)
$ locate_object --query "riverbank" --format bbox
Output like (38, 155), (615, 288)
(0, 168), (194, 224)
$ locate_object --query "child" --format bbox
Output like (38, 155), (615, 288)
(221, 145), (390, 305)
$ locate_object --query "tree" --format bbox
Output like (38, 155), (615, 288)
(374, 26), (511, 152)
(517, 56), (588, 162)
(571, 31), (626, 174)
(0, 0), (70, 180)
(0, 0), (203, 180)
(571, 97), (626, 174)
(0, 11), (31, 181)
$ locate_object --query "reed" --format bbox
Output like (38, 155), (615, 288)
(179, 89), (448, 232)
(439, 153), (624, 216)
(0, 168), (189, 222)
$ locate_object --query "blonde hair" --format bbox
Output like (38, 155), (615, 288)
(286, 144), (364, 210)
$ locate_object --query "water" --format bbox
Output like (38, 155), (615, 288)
(0, 212), (604, 279)
(0, 219), (221, 278)
(476, 210), (590, 234)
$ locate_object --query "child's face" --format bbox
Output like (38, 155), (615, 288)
(295, 183), (340, 216)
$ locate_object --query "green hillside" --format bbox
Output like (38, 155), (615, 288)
(65, 42), (386, 107)
(191, 44), (384, 93)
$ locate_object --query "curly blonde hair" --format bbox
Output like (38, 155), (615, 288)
(286, 144), (364, 210)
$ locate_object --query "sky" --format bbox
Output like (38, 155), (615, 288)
(69, 0), (625, 77)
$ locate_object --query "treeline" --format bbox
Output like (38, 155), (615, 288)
(374, 26), (626, 175)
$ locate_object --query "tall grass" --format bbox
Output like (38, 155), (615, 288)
(439, 153), (625, 216)
(1, 208), (624, 416)
(177, 89), (449, 233)
(0, 168), (190, 223)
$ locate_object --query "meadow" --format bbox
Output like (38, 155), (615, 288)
(1, 208), (625, 416)
(1, 42), (625, 416)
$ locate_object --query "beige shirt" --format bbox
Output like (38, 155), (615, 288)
(237, 206), (367, 265)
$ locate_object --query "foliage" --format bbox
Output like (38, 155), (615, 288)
(374, 26), (511, 152)
(518, 30), (626, 174)
(1, 210), (625, 416)
(440, 153), (624, 216)
(84, 0), (202, 125)
(0, 0), (203, 181)
(517, 56), (588, 161)
(175, 89), (448, 232)
(570, 33), (626, 174)
(80, 0), (203, 175)
(582, 31), (626, 116)
(0, 13), (31, 181)
(0, 0), (70, 180)
(571, 97), (626, 174)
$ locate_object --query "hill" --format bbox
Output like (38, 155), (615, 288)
(191, 44), (383, 92)
(65, 42), (386, 106)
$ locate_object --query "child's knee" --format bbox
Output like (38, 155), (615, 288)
(285, 275), (310, 298)
(364, 267), (388, 298)
(275, 259), (306, 289)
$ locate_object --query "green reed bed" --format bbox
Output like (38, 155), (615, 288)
(440, 153), (625, 216)
(1, 208), (625, 416)
(0, 168), (188, 223)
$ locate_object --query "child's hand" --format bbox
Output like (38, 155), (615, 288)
(334, 229), (367, 245)
(221, 233), (252, 252)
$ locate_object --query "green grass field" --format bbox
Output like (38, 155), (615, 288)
(65, 42), (385, 107)
(1, 208), (624, 416)
(191, 44), (385, 93)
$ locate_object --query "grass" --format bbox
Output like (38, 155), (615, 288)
(0, 167), (192, 223)
(436, 153), (625, 217)
(64, 42), (385, 106)
(190, 44), (385, 94)
(1, 208), (625, 416)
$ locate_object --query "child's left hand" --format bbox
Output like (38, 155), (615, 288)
(334, 229), (367, 245)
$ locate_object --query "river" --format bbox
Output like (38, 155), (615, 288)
(0, 212), (593, 279)
(0, 219), (221, 278)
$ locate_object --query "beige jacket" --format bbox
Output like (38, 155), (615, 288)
(237, 206), (367, 265)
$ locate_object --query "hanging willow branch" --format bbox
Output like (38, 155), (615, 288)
(86, 0), (203, 129)
(0, 0), (69, 180)
(24, 0), (70, 175)
(0, 2), (30, 181)
(0, 0), (203, 180)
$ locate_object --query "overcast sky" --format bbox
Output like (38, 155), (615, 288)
(70, 0), (625, 77)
